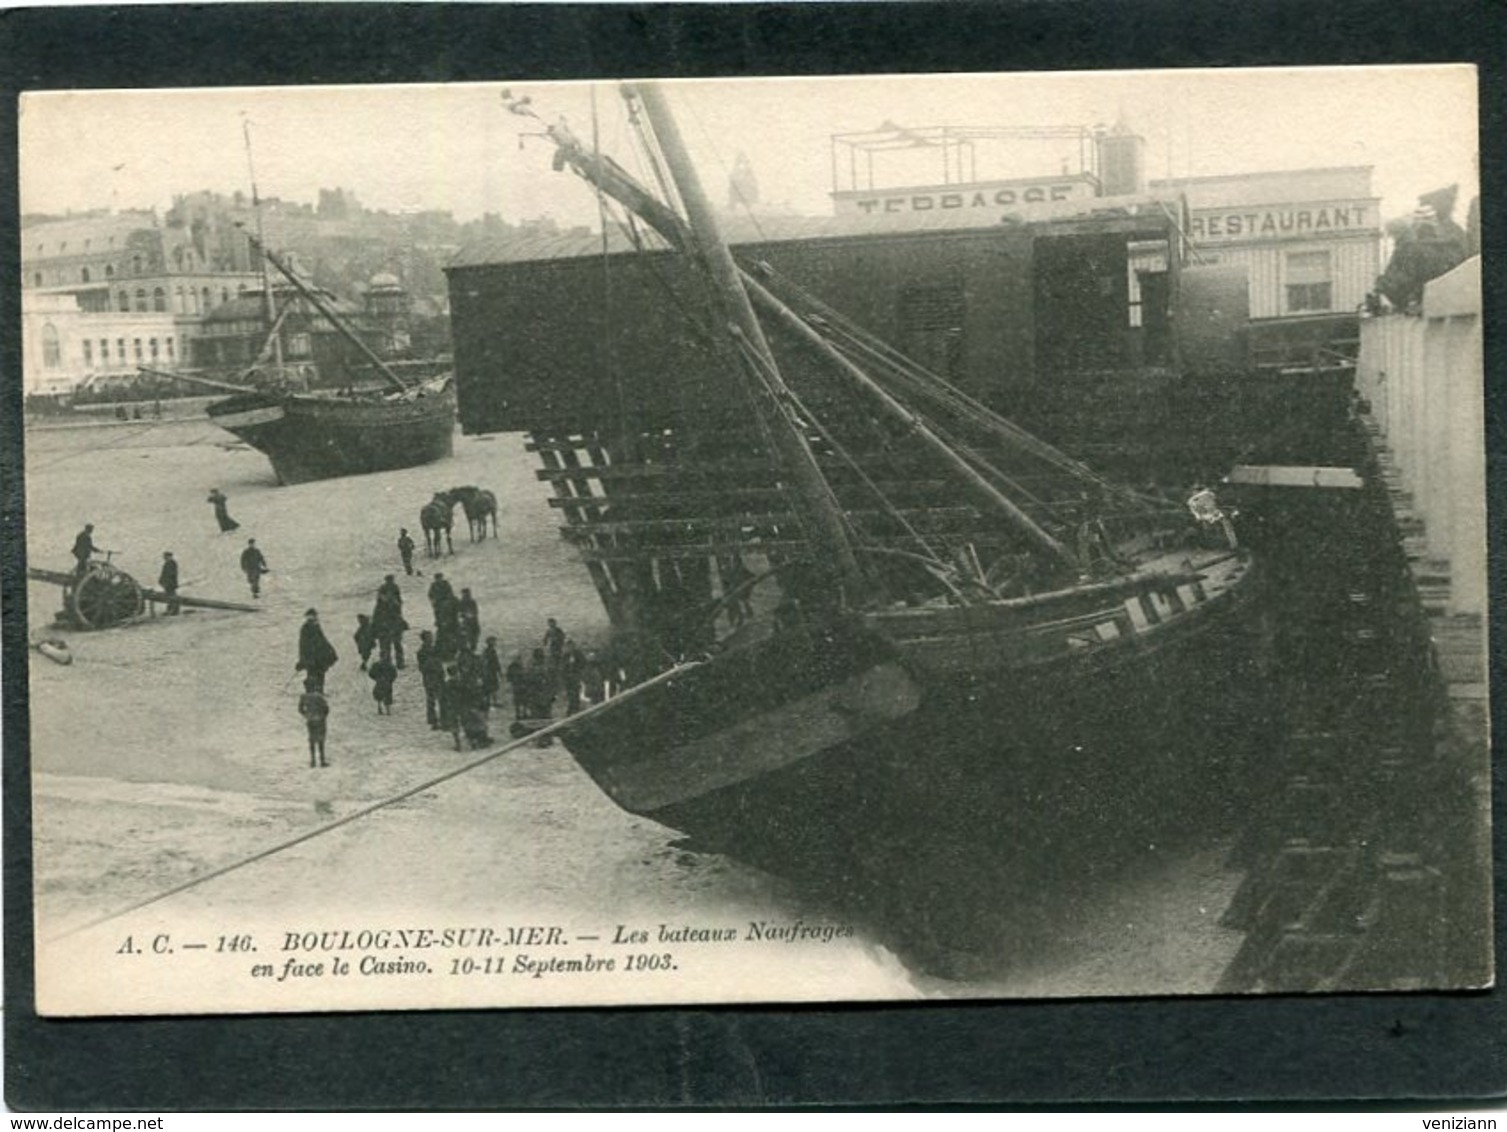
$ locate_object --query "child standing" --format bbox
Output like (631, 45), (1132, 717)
(369, 656), (397, 715)
(298, 684), (330, 767)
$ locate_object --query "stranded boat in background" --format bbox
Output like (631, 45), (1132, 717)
(449, 85), (1266, 903)
(175, 234), (456, 486)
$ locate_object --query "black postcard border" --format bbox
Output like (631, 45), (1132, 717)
(3, 1), (1504, 1110)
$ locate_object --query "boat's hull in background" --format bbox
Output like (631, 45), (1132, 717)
(207, 382), (456, 484)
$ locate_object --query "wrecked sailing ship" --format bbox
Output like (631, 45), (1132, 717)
(451, 84), (1265, 880)
(197, 235), (455, 485)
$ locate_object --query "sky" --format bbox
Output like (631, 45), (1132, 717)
(19, 66), (1480, 232)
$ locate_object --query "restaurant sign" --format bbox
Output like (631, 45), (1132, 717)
(833, 177), (1096, 218)
(1189, 200), (1378, 242)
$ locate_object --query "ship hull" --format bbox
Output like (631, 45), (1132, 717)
(207, 382), (456, 485)
(563, 553), (1268, 877)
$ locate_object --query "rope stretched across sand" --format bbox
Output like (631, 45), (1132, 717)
(52, 659), (705, 941)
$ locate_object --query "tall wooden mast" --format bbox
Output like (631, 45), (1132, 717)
(242, 117), (285, 379)
(629, 82), (867, 602)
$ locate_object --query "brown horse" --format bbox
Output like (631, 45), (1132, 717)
(420, 492), (455, 557)
(447, 485), (499, 542)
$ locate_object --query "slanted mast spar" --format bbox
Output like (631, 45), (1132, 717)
(241, 233), (417, 396)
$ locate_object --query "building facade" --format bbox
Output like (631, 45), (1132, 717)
(22, 210), (266, 395)
(21, 291), (184, 397)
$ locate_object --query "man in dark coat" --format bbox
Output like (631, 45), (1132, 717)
(457, 588), (481, 652)
(207, 488), (239, 533)
(240, 539), (269, 598)
(397, 529), (416, 576)
(526, 647), (554, 722)
(560, 639), (587, 714)
(505, 653), (527, 721)
(158, 551), (181, 615)
(429, 573), (459, 653)
(295, 608), (338, 693)
(377, 573), (403, 609)
(481, 637), (503, 708)
(371, 587), (408, 669)
(353, 613), (377, 671)
(416, 630), (443, 729)
(543, 617), (566, 669)
(71, 524), (98, 577)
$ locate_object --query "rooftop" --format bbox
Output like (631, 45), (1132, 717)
(449, 191), (1183, 269)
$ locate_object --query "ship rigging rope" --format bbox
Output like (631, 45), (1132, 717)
(591, 87), (631, 457)
(769, 275), (1183, 517)
(27, 419), (176, 472)
(733, 334), (948, 578)
(49, 659), (707, 943)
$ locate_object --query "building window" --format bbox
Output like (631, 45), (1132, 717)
(221, 288), (230, 306)
(118, 290), (131, 312)
(166, 338), (175, 360)
(132, 254), (143, 274)
(116, 338), (126, 363)
(135, 288), (148, 310)
(41, 324), (61, 369)
(133, 338), (143, 361)
(897, 276), (966, 381)
(81, 267), (91, 283)
(33, 272), (41, 287)
(82, 339), (93, 365)
(105, 264), (115, 279)
(149, 338), (159, 361)
(153, 287), (166, 312)
(288, 333), (312, 358)
(1285, 250), (1333, 313)
(202, 287), (212, 311)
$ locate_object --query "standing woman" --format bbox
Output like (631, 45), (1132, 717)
(207, 488), (240, 533)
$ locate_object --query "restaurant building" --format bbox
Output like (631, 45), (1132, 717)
(1150, 166), (1382, 368)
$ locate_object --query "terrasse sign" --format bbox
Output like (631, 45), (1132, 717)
(833, 177), (1095, 218)
(1189, 200), (1378, 242)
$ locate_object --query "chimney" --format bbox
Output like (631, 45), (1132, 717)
(1095, 115), (1145, 197)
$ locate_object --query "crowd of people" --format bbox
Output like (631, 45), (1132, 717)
(294, 527), (614, 765)
(70, 489), (626, 772)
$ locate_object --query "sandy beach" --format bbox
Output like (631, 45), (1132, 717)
(24, 413), (1246, 1014)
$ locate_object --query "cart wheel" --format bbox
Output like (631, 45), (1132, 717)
(70, 567), (145, 629)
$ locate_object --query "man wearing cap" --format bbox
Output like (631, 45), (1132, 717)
(71, 524), (98, 578)
(240, 538), (269, 598)
(295, 608), (339, 693)
(158, 551), (181, 615)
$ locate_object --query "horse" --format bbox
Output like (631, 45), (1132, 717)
(420, 492), (456, 557)
(447, 485), (499, 542)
